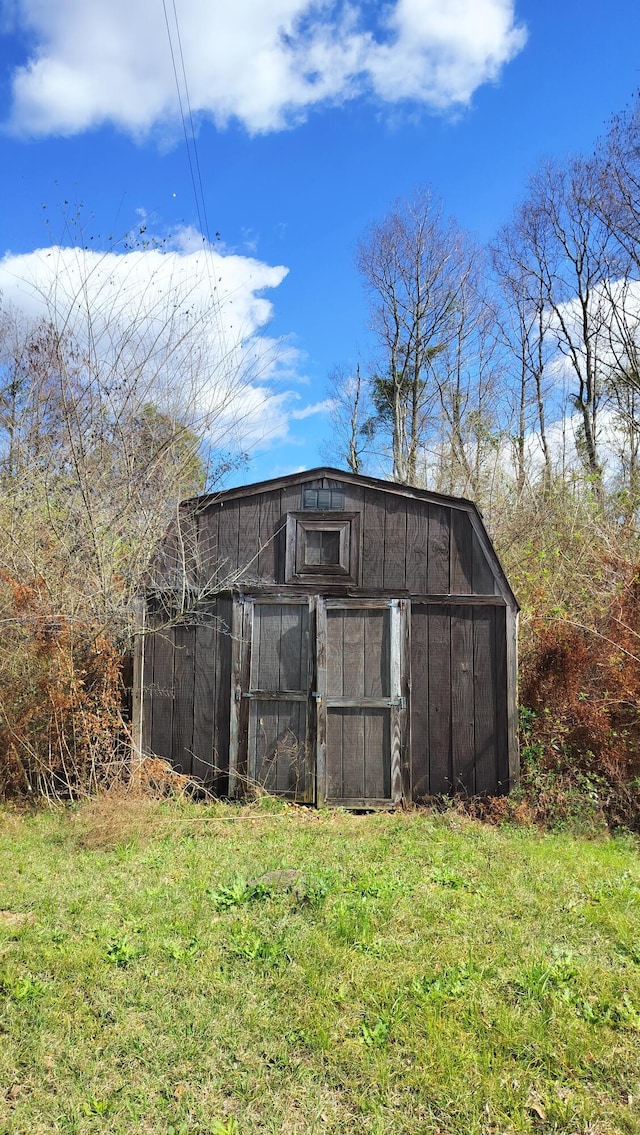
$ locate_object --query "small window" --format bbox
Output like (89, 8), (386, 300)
(285, 512), (360, 583)
(303, 486), (345, 511)
(306, 529), (341, 566)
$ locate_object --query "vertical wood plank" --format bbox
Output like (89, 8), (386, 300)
(363, 609), (387, 697)
(471, 528), (494, 595)
(405, 497), (428, 594)
(428, 605), (451, 793)
(410, 604), (429, 800)
(150, 628), (174, 762)
(172, 624), (195, 776)
(326, 712), (343, 799)
(253, 701), (278, 791)
(279, 604), (307, 691)
(339, 481), (364, 585)
(326, 609), (344, 697)
(236, 497), (261, 584)
(451, 606), (475, 794)
(258, 605), (282, 691)
(279, 483), (301, 582)
(140, 615), (155, 756)
(258, 489), (283, 582)
(192, 609), (217, 786)
(195, 502), (219, 584)
(342, 709), (365, 798)
(213, 597), (233, 793)
(361, 489), (385, 589)
(389, 601), (403, 803)
(383, 495), (407, 590)
(400, 598), (411, 803)
(229, 598), (250, 796)
(450, 510), (473, 594)
(428, 506), (450, 593)
(504, 605), (519, 791)
(315, 598), (327, 804)
(364, 710), (387, 798)
(473, 607), (497, 795)
(343, 610), (365, 697)
(217, 499), (240, 586)
(131, 598), (145, 768)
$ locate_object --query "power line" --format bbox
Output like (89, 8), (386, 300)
(161, 0), (207, 243)
(170, 0), (212, 246)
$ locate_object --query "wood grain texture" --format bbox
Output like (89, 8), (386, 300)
(504, 605), (518, 791)
(364, 609), (388, 698)
(383, 495), (407, 589)
(258, 490), (283, 582)
(405, 497), (428, 594)
(140, 618), (155, 756)
(236, 496), (262, 584)
(150, 628), (174, 762)
(213, 597), (233, 793)
(366, 709), (389, 799)
(228, 598), (247, 796)
(451, 607), (475, 794)
(342, 708), (365, 799)
(217, 499), (240, 585)
(494, 608), (510, 794)
(315, 598), (327, 804)
(361, 489), (386, 588)
(192, 610), (217, 785)
(428, 506), (450, 593)
(450, 511), (473, 595)
(427, 605), (451, 793)
(195, 502), (219, 584)
(471, 528), (495, 595)
(410, 605), (429, 800)
(473, 607), (496, 795)
(278, 482), (301, 580)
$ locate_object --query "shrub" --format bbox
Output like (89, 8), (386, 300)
(0, 573), (126, 800)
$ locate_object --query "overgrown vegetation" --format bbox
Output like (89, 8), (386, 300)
(1, 804), (639, 1134)
(5, 100), (640, 817)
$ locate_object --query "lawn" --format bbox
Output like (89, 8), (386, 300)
(1, 799), (639, 1134)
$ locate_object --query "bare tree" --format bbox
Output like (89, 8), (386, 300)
(356, 187), (469, 485)
(430, 246), (502, 505)
(509, 158), (618, 502)
(0, 239), (273, 636)
(492, 222), (554, 494)
(323, 363), (371, 474)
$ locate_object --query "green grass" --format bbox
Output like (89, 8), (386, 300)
(1, 800), (640, 1134)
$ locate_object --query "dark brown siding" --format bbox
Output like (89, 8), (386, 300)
(143, 472), (516, 802)
(410, 603), (508, 799)
(142, 599), (233, 791)
(196, 480), (498, 595)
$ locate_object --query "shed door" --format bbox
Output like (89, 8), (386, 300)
(232, 598), (314, 802)
(315, 599), (408, 806)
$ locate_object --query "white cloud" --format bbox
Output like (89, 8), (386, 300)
(5, 0), (527, 137)
(0, 238), (313, 451)
(290, 398), (334, 420)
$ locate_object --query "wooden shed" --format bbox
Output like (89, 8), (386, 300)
(135, 468), (519, 806)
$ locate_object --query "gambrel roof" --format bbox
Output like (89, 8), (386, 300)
(184, 465), (519, 610)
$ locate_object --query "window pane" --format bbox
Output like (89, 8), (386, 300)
(302, 486), (345, 510)
(306, 529), (341, 565)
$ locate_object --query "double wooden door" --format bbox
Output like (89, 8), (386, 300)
(230, 597), (408, 805)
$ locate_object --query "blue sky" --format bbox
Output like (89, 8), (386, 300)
(1, 0), (639, 486)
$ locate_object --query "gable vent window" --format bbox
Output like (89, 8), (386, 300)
(303, 486), (345, 510)
(285, 511), (360, 583)
(306, 528), (341, 566)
